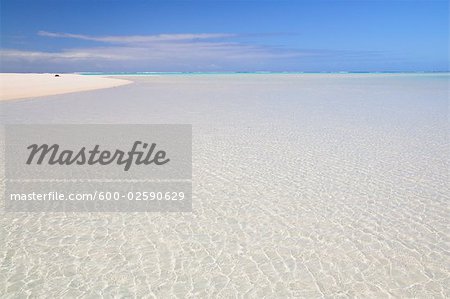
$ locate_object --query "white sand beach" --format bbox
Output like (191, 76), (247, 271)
(0, 74), (449, 297)
(0, 73), (131, 101)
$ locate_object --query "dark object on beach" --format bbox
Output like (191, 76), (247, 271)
(54, 74), (60, 77)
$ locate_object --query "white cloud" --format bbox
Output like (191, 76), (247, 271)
(0, 49), (127, 61)
(1, 31), (315, 71)
(37, 31), (237, 44)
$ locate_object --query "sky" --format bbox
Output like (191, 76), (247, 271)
(0, 0), (448, 72)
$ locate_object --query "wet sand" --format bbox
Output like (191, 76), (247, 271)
(0, 74), (449, 297)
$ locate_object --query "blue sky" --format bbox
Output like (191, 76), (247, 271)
(1, 0), (448, 72)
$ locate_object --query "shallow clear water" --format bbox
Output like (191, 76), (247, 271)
(0, 74), (449, 297)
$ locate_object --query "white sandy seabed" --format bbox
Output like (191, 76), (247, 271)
(0, 74), (449, 298)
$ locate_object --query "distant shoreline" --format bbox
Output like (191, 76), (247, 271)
(78, 71), (450, 76)
(1, 72), (447, 101)
(0, 73), (132, 101)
